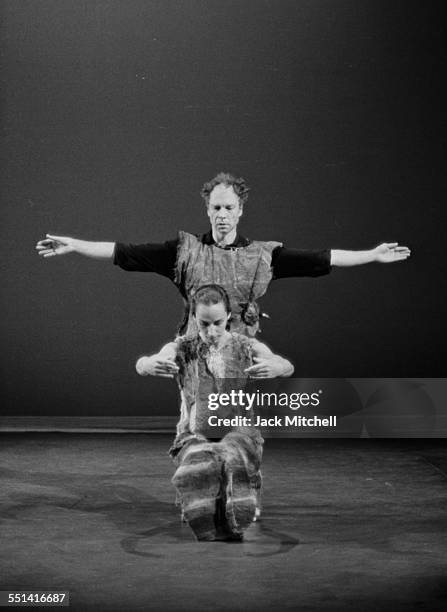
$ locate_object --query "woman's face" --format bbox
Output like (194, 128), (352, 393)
(194, 302), (230, 347)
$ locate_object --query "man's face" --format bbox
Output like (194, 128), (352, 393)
(194, 302), (230, 347)
(207, 184), (243, 236)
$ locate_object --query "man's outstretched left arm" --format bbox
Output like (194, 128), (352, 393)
(272, 242), (410, 278)
(330, 242), (411, 267)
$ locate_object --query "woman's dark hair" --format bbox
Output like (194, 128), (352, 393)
(200, 172), (250, 206)
(190, 284), (231, 316)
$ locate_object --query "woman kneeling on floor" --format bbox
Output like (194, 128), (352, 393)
(136, 284), (294, 541)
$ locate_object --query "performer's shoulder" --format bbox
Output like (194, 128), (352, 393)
(175, 333), (195, 346)
(229, 332), (255, 351)
(250, 239), (283, 250)
(174, 334), (201, 358)
(177, 231), (202, 242)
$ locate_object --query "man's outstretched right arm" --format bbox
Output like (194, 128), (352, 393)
(36, 234), (115, 259)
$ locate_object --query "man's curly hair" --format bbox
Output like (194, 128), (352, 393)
(200, 172), (250, 206)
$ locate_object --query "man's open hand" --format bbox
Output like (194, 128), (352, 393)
(36, 234), (75, 257)
(374, 243), (411, 263)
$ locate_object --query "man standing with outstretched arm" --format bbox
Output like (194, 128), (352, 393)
(36, 172), (411, 345)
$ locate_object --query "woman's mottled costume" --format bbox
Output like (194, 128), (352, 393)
(169, 333), (263, 541)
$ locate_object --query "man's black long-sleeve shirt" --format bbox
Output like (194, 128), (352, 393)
(113, 231), (332, 280)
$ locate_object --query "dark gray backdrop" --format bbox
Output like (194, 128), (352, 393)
(1, 0), (445, 416)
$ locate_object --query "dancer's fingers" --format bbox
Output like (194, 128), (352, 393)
(248, 370), (268, 378)
(156, 360), (178, 374)
(154, 367), (174, 377)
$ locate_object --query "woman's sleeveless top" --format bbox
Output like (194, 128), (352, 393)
(174, 231), (282, 337)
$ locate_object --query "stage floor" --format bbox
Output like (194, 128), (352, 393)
(1, 434), (446, 611)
